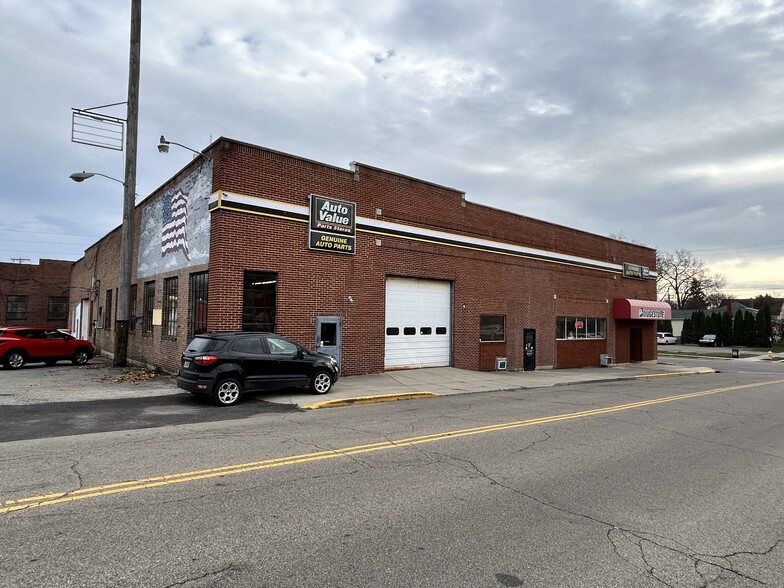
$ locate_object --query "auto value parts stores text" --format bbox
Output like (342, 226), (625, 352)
(68, 137), (669, 376)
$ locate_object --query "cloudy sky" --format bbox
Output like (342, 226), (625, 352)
(1, 0), (783, 298)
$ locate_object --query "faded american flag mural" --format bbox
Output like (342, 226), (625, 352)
(161, 188), (189, 259)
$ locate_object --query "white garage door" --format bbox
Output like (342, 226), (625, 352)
(385, 277), (451, 369)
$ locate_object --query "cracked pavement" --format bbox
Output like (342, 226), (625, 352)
(1, 363), (783, 587)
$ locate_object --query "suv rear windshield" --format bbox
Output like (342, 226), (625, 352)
(185, 337), (227, 353)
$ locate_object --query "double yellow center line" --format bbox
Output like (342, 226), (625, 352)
(3, 379), (782, 514)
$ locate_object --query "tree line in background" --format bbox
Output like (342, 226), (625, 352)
(656, 248), (782, 344)
(669, 308), (773, 347)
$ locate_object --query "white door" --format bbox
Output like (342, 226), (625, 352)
(73, 299), (91, 340)
(384, 277), (451, 369)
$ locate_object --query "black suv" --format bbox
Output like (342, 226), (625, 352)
(176, 332), (339, 406)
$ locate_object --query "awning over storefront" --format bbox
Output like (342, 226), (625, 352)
(613, 298), (672, 320)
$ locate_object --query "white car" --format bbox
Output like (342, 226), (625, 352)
(657, 332), (677, 345)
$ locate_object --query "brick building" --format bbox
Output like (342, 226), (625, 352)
(1, 259), (72, 329)
(69, 137), (668, 374)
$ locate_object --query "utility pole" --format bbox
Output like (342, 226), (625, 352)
(115, 0), (141, 367)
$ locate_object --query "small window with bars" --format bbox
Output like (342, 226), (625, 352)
(143, 281), (155, 333)
(162, 277), (178, 339)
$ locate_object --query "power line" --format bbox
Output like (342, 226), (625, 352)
(0, 249), (83, 256)
(692, 240), (784, 255)
(0, 238), (90, 245)
(0, 227), (100, 239)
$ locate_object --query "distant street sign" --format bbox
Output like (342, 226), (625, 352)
(71, 106), (125, 151)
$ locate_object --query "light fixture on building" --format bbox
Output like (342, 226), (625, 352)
(158, 135), (203, 156)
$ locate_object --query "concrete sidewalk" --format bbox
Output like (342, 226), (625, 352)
(0, 356), (715, 408)
(270, 362), (716, 409)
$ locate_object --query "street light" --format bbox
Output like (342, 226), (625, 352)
(70, 172), (145, 197)
(70, 171), (124, 185)
(157, 135), (203, 156)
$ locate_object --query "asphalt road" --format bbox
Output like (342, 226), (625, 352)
(1, 362), (783, 587)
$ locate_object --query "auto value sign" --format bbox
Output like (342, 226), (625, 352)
(308, 194), (356, 254)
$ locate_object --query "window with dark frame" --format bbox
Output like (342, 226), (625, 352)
(555, 317), (607, 340)
(480, 315), (505, 342)
(6, 295), (28, 321)
(162, 277), (178, 339)
(242, 271), (276, 332)
(47, 297), (67, 321)
(189, 272), (208, 339)
(142, 281), (155, 333)
(104, 289), (113, 330)
(129, 284), (137, 332)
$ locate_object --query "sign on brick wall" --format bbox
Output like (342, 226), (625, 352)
(622, 262), (650, 280)
(308, 194), (356, 254)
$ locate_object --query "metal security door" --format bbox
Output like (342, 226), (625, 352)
(523, 329), (536, 371)
(315, 316), (342, 369)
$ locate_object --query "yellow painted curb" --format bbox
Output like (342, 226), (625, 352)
(303, 391), (438, 410)
(635, 368), (715, 380)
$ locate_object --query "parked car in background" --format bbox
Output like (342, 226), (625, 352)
(0, 327), (94, 369)
(657, 332), (677, 345)
(176, 331), (340, 406)
(698, 334), (721, 347)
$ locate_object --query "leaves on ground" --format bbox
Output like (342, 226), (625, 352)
(100, 368), (165, 383)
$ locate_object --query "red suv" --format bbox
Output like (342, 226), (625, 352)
(0, 327), (95, 369)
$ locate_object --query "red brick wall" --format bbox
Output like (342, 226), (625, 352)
(0, 259), (72, 328)
(206, 140), (658, 375)
(479, 342), (507, 371)
(70, 138), (659, 374)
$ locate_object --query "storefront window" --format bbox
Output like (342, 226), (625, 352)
(556, 317), (606, 340)
(480, 315), (505, 342)
(243, 271), (277, 332)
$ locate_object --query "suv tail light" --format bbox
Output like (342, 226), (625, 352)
(194, 355), (219, 366)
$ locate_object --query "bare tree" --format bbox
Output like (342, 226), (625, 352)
(656, 249), (726, 309)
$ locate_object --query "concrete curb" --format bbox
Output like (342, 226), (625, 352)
(635, 368), (715, 379)
(303, 391), (438, 410)
(302, 367), (716, 409)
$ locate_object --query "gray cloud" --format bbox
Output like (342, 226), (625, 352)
(1, 0), (783, 296)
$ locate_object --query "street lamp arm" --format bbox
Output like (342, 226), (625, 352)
(70, 171), (125, 186)
(158, 135), (203, 156)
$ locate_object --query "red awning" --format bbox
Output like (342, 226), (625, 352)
(613, 299), (672, 320)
